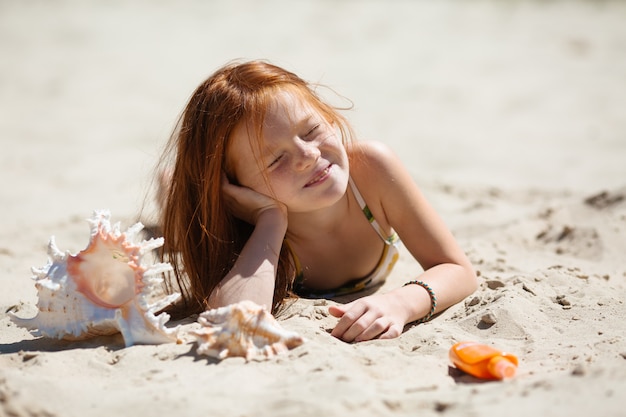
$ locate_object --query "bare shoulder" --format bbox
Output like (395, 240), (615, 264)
(348, 141), (410, 189)
(347, 140), (425, 211)
(346, 141), (415, 226)
(347, 141), (401, 179)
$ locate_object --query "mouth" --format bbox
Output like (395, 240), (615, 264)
(305, 164), (332, 187)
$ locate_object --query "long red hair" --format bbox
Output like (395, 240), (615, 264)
(159, 60), (353, 317)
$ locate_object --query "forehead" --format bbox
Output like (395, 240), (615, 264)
(227, 90), (312, 174)
(231, 90), (314, 148)
(264, 89), (315, 129)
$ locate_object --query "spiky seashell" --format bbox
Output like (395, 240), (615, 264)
(10, 210), (181, 347)
(192, 300), (305, 361)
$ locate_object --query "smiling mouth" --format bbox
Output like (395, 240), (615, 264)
(305, 165), (332, 187)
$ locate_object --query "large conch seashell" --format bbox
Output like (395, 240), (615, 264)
(10, 210), (181, 347)
(192, 300), (305, 361)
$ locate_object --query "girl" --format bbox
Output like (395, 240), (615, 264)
(158, 60), (477, 343)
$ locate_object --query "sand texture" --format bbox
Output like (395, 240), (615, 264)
(1, 1), (625, 416)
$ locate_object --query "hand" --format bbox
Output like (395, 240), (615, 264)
(222, 175), (287, 225)
(328, 293), (410, 343)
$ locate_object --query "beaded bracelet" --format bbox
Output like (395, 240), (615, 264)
(403, 280), (437, 324)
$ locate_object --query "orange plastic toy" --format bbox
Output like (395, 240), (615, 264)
(449, 341), (518, 380)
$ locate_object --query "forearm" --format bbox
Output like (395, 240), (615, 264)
(391, 262), (478, 324)
(209, 209), (288, 308)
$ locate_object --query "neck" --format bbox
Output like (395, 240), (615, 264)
(284, 189), (352, 243)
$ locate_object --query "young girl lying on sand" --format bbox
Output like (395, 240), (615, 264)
(158, 60), (477, 343)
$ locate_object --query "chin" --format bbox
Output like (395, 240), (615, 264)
(332, 166), (350, 190)
(320, 173), (349, 206)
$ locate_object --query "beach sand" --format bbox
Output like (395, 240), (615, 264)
(1, 1), (625, 416)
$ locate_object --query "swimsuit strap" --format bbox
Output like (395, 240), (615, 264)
(348, 177), (399, 245)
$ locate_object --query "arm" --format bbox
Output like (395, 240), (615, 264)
(330, 142), (478, 342)
(208, 178), (288, 308)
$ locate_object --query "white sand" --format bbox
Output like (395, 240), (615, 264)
(1, 1), (625, 416)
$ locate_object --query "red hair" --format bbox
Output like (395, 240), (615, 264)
(159, 60), (353, 317)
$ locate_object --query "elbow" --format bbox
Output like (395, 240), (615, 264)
(466, 265), (479, 295)
(451, 259), (478, 297)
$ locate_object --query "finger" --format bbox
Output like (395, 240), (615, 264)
(334, 310), (388, 342)
(221, 175), (236, 199)
(336, 309), (381, 343)
(373, 322), (403, 341)
(221, 171), (232, 187)
(328, 302), (354, 318)
(352, 316), (392, 343)
(328, 305), (344, 318)
(330, 303), (366, 341)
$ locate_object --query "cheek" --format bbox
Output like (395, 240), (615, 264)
(232, 157), (267, 190)
(240, 175), (269, 193)
(323, 131), (344, 153)
(237, 168), (278, 197)
(262, 171), (295, 201)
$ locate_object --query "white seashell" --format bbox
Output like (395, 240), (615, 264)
(10, 210), (181, 347)
(192, 300), (305, 361)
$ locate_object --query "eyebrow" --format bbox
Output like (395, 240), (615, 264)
(297, 113), (317, 128)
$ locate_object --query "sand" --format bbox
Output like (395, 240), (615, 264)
(1, 1), (625, 416)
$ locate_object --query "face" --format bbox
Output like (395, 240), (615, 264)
(228, 90), (350, 213)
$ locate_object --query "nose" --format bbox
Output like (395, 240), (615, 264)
(292, 139), (320, 171)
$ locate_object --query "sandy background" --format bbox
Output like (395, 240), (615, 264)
(1, 1), (625, 416)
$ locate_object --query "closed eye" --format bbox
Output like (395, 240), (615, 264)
(267, 154), (282, 168)
(305, 124), (320, 138)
